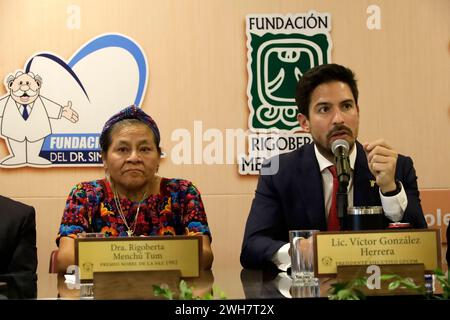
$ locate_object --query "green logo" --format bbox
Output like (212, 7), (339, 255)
(246, 13), (332, 131)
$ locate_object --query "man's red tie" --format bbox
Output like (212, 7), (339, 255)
(327, 165), (340, 231)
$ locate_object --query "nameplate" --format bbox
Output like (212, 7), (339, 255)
(75, 236), (201, 281)
(314, 229), (441, 276)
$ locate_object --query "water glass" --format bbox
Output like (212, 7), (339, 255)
(289, 230), (319, 284)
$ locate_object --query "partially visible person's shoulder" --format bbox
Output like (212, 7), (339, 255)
(396, 153), (415, 172)
(397, 153), (413, 163)
(0, 195), (32, 208)
(0, 195), (34, 218)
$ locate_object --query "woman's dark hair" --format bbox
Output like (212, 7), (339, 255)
(295, 63), (358, 118)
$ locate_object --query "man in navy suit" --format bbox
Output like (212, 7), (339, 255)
(0, 195), (37, 274)
(241, 64), (427, 270)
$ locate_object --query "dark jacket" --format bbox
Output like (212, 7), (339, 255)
(446, 224), (449, 266)
(241, 142), (427, 269)
(0, 195), (37, 274)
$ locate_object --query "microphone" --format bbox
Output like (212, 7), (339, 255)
(331, 139), (351, 185)
(331, 139), (351, 226)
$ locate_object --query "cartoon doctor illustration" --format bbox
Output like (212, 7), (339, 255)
(0, 71), (79, 166)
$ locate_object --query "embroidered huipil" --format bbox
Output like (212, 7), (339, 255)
(57, 178), (211, 243)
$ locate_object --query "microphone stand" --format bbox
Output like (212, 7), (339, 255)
(335, 151), (350, 231)
(337, 181), (348, 231)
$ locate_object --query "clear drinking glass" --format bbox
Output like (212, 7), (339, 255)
(290, 281), (321, 298)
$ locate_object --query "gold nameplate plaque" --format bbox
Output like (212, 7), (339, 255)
(75, 236), (201, 281)
(314, 229), (441, 276)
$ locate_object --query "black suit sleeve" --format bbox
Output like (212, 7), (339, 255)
(446, 224), (449, 266)
(8, 206), (37, 273)
(397, 156), (427, 228)
(240, 169), (287, 269)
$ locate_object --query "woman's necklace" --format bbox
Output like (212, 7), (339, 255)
(113, 188), (147, 237)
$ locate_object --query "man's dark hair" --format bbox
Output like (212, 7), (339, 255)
(295, 63), (358, 118)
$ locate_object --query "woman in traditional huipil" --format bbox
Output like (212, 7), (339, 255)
(56, 105), (213, 272)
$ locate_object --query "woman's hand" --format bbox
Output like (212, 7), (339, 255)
(55, 237), (76, 274)
(201, 235), (214, 270)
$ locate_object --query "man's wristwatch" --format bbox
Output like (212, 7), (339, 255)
(382, 180), (402, 197)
